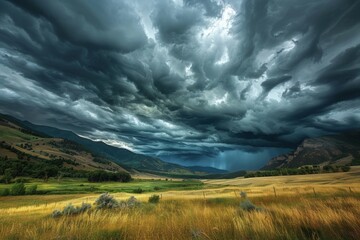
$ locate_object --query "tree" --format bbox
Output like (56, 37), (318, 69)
(341, 165), (351, 172)
(10, 182), (26, 195)
(3, 168), (13, 184)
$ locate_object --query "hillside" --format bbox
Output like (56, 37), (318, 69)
(0, 118), (127, 174)
(0, 115), (218, 176)
(262, 131), (360, 170)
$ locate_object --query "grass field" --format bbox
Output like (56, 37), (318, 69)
(0, 167), (359, 239)
(0, 178), (204, 195)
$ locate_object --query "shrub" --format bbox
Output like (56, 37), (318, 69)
(77, 202), (91, 212)
(2, 169), (13, 184)
(124, 196), (140, 208)
(148, 195), (160, 204)
(10, 183), (26, 195)
(27, 185), (37, 195)
(133, 188), (144, 194)
(323, 165), (334, 172)
(154, 186), (161, 191)
(239, 191), (262, 212)
(240, 199), (257, 211)
(341, 166), (351, 172)
(51, 210), (63, 218)
(51, 202), (91, 218)
(0, 188), (10, 196)
(62, 203), (78, 215)
(94, 193), (119, 209)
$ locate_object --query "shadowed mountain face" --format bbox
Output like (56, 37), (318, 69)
(262, 131), (360, 169)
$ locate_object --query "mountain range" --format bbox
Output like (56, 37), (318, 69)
(262, 131), (360, 170)
(0, 114), (227, 176)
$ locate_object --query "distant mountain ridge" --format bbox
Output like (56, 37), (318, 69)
(262, 131), (360, 170)
(0, 114), (225, 176)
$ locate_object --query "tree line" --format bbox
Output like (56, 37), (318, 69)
(244, 165), (351, 178)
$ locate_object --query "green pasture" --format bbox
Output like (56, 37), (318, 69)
(0, 178), (205, 195)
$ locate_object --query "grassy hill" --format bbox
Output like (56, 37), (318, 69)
(0, 115), (225, 177)
(262, 131), (360, 170)
(0, 117), (129, 180)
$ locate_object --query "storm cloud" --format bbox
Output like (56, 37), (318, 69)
(1, 0), (360, 170)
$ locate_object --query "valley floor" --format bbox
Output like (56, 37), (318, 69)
(0, 167), (360, 240)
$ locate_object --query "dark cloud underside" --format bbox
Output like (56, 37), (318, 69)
(1, 0), (360, 170)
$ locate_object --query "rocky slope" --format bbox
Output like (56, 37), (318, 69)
(262, 131), (360, 169)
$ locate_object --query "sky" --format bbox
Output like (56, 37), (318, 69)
(0, 0), (360, 170)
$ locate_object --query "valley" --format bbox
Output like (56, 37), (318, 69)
(0, 167), (359, 239)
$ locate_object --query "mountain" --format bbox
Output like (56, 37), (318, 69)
(1, 114), (199, 175)
(0, 117), (128, 174)
(262, 131), (360, 170)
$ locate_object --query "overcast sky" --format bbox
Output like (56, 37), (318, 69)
(1, 0), (360, 170)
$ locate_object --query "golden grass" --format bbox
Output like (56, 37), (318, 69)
(0, 194), (359, 240)
(1, 168), (360, 240)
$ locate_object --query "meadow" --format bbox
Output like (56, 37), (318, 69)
(0, 167), (359, 240)
(0, 178), (204, 195)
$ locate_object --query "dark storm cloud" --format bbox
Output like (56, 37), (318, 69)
(1, 0), (360, 170)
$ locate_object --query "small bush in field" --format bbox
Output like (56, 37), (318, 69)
(51, 202), (91, 218)
(341, 166), (351, 172)
(240, 191), (247, 199)
(133, 188), (144, 194)
(27, 185), (37, 195)
(148, 195), (160, 204)
(240, 199), (257, 211)
(118, 196), (140, 208)
(51, 210), (63, 218)
(62, 204), (77, 215)
(0, 188), (10, 196)
(78, 202), (91, 212)
(10, 183), (26, 195)
(94, 193), (119, 209)
(239, 191), (262, 212)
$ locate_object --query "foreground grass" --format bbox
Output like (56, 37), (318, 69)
(0, 190), (359, 240)
(1, 169), (360, 239)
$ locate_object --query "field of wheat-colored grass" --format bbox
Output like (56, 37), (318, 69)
(0, 167), (359, 240)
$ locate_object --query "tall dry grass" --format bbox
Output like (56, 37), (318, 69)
(0, 191), (359, 240)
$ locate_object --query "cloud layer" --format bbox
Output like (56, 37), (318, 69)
(1, 0), (360, 170)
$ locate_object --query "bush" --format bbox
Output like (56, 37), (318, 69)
(62, 203), (78, 215)
(154, 186), (161, 191)
(51, 210), (63, 218)
(133, 188), (144, 194)
(123, 196), (140, 208)
(239, 191), (262, 212)
(240, 199), (257, 211)
(0, 188), (10, 196)
(323, 165), (334, 172)
(341, 166), (351, 172)
(10, 183), (26, 195)
(2, 169), (13, 184)
(78, 202), (92, 212)
(27, 185), (37, 195)
(51, 202), (91, 218)
(94, 193), (119, 209)
(148, 195), (160, 204)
